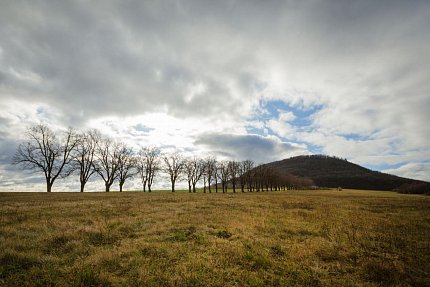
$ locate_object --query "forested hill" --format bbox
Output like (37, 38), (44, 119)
(266, 155), (427, 192)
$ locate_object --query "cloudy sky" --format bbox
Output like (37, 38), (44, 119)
(1, 0), (429, 191)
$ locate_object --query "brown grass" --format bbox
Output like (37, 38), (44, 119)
(0, 189), (429, 286)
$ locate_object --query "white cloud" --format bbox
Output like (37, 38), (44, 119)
(195, 133), (308, 164)
(383, 162), (430, 182)
(278, 111), (296, 122)
(1, 1), (429, 190)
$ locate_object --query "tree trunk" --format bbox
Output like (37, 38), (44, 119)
(215, 180), (218, 193)
(172, 181), (175, 192)
(119, 182), (124, 192)
(192, 183), (196, 193)
(188, 182), (192, 193)
(203, 177), (206, 193)
(148, 184), (152, 193)
(46, 180), (52, 193)
(80, 182), (85, 192)
(105, 182), (110, 192)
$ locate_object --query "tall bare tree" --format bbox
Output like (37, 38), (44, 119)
(163, 152), (185, 192)
(204, 157), (217, 193)
(214, 160), (220, 193)
(219, 161), (230, 193)
(184, 157), (204, 193)
(253, 164), (263, 192)
(12, 124), (77, 192)
(202, 174), (207, 193)
(137, 146), (160, 192)
(184, 158), (194, 193)
(242, 160), (255, 192)
(238, 160), (248, 192)
(73, 130), (98, 192)
(192, 159), (204, 193)
(117, 144), (137, 192)
(228, 160), (240, 193)
(94, 137), (121, 192)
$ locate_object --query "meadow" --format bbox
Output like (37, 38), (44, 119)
(0, 190), (429, 286)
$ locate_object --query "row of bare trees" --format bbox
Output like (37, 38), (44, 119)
(13, 124), (313, 192)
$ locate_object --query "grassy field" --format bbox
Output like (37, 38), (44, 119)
(1, 190), (429, 286)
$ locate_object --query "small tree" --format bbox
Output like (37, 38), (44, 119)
(137, 146), (160, 192)
(253, 164), (264, 191)
(184, 158), (194, 193)
(12, 124), (77, 192)
(204, 157), (217, 193)
(242, 160), (254, 192)
(190, 157), (204, 192)
(138, 154), (148, 192)
(238, 161), (247, 192)
(117, 144), (137, 192)
(214, 160), (220, 193)
(219, 161), (230, 193)
(73, 130), (98, 192)
(94, 137), (121, 192)
(163, 152), (185, 192)
(228, 160), (240, 193)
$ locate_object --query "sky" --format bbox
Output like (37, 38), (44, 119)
(0, 0), (429, 191)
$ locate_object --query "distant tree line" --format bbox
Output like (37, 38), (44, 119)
(394, 182), (430, 195)
(12, 124), (314, 193)
(301, 154), (349, 161)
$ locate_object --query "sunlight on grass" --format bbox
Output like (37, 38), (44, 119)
(0, 190), (429, 286)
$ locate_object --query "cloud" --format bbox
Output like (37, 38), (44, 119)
(0, 1), (429, 189)
(383, 162), (430, 182)
(0, 0), (262, 123)
(195, 133), (308, 163)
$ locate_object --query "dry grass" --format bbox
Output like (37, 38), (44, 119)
(0, 189), (429, 286)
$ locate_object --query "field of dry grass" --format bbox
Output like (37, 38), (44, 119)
(1, 189), (429, 286)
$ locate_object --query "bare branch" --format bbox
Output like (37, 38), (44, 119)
(12, 124), (77, 192)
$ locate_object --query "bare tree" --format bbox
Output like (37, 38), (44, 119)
(12, 124), (77, 192)
(73, 130), (98, 192)
(238, 161), (247, 192)
(219, 161), (230, 193)
(137, 146), (160, 192)
(185, 157), (204, 193)
(117, 144), (137, 192)
(184, 158), (194, 193)
(214, 160), (220, 193)
(261, 165), (271, 191)
(204, 157), (217, 193)
(242, 160), (255, 192)
(94, 137), (121, 192)
(138, 154), (148, 192)
(163, 152), (185, 192)
(253, 164), (263, 192)
(202, 173), (207, 193)
(228, 160), (240, 193)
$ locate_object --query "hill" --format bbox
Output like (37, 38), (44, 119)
(266, 155), (428, 192)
